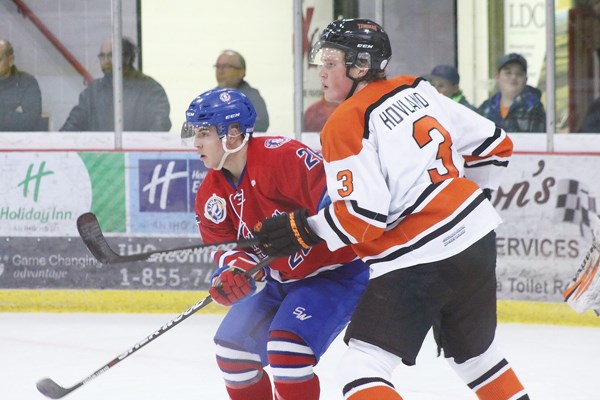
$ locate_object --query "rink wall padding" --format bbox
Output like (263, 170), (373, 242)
(0, 289), (227, 314)
(0, 289), (598, 327)
(2, 144), (600, 326)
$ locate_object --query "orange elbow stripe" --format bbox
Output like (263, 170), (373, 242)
(496, 136), (514, 157)
(464, 136), (513, 163)
(334, 202), (385, 242)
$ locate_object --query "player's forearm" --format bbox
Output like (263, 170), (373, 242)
(308, 201), (386, 252)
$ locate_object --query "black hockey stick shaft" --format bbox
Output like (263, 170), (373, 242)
(36, 255), (276, 399)
(76, 212), (260, 264)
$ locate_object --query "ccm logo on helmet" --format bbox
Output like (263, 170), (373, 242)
(225, 113), (241, 120)
(357, 44), (374, 48)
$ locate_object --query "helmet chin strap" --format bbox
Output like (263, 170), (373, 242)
(345, 67), (366, 99)
(215, 133), (250, 171)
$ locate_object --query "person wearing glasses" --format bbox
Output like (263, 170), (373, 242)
(60, 37), (171, 132)
(214, 50), (269, 132)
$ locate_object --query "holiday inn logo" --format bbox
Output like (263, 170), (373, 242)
(2, 161), (71, 223)
(0, 206), (71, 223)
(0, 153), (93, 236)
(17, 161), (54, 202)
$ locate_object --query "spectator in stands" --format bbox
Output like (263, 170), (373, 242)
(60, 37), (171, 132)
(427, 64), (475, 110)
(304, 95), (338, 132)
(478, 53), (546, 133)
(214, 50), (269, 132)
(0, 39), (42, 131)
(578, 49), (600, 133)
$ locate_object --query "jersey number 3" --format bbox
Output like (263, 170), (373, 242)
(335, 115), (459, 196)
(412, 115), (459, 183)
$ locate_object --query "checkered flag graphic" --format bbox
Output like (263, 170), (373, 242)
(555, 179), (597, 236)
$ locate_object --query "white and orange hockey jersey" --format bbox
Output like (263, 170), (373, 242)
(308, 76), (513, 278)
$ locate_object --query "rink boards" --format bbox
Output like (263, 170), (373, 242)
(1, 135), (600, 326)
(0, 289), (599, 327)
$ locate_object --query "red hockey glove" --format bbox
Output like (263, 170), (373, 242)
(253, 209), (322, 257)
(209, 267), (254, 306)
(208, 256), (266, 306)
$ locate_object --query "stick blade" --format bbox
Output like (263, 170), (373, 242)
(36, 378), (73, 399)
(564, 247), (600, 314)
(76, 212), (118, 264)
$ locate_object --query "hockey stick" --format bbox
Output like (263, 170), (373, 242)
(562, 241), (600, 315)
(36, 254), (276, 399)
(563, 214), (600, 315)
(76, 212), (260, 264)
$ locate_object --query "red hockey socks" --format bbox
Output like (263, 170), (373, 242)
(225, 370), (273, 400)
(215, 342), (273, 400)
(268, 330), (319, 400)
(274, 374), (320, 400)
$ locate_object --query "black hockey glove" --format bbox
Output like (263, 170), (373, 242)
(253, 209), (322, 257)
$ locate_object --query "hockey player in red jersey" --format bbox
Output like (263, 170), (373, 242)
(181, 88), (368, 400)
(253, 19), (530, 400)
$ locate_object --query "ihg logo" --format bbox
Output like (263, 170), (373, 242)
(138, 159), (191, 212)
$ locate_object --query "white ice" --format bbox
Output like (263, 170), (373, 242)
(1, 312), (598, 400)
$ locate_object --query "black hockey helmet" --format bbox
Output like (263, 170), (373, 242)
(309, 18), (392, 73)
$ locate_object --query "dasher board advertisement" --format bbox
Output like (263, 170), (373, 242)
(1, 151), (599, 299)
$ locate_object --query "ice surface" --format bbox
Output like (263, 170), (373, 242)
(2, 313), (598, 399)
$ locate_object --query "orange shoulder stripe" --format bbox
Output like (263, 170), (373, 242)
(321, 76), (421, 162)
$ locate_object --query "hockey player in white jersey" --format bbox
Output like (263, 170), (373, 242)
(253, 18), (530, 400)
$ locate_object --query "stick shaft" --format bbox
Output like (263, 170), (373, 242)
(76, 212), (260, 264)
(36, 255), (275, 398)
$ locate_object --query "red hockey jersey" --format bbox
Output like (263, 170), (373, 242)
(195, 136), (357, 282)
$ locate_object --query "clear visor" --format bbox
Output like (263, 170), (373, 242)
(309, 42), (372, 70)
(180, 121), (214, 146)
(308, 42), (349, 67)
